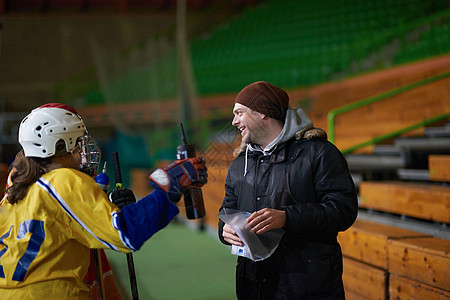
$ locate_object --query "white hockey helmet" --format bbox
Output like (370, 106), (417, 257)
(19, 105), (86, 158)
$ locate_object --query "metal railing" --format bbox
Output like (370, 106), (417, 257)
(327, 71), (450, 155)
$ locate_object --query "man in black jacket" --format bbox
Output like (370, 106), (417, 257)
(218, 81), (358, 299)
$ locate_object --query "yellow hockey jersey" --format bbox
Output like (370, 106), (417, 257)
(0, 168), (133, 299)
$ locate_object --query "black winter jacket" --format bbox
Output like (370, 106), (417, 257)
(218, 136), (358, 299)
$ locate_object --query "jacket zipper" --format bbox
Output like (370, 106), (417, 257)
(254, 154), (261, 211)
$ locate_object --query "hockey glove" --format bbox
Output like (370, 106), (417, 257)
(149, 157), (207, 203)
(108, 188), (137, 209)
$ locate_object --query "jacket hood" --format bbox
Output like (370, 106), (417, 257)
(240, 108), (313, 176)
(263, 107), (313, 152)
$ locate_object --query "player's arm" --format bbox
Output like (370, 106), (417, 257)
(109, 157), (207, 251)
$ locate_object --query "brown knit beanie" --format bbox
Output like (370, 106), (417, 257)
(235, 81), (289, 122)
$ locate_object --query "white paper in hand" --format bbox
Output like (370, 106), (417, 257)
(218, 209), (284, 262)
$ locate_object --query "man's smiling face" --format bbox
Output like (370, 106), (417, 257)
(232, 103), (266, 146)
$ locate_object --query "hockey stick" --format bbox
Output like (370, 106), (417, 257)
(92, 249), (105, 299)
(93, 163), (111, 300)
(112, 152), (139, 300)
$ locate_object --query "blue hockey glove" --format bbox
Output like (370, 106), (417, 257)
(149, 157), (207, 202)
(108, 188), (136, 209)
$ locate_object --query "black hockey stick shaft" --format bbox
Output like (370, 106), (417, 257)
(92, 249), (104, 299)
(112, 152), (139, 300)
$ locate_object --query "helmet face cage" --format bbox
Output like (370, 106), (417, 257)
(77, 134), (101, 177)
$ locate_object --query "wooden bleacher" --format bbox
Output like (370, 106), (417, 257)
(338, 219), (428, 299)
(306, 56), (450, 139)
(338, 75), (449, 151)
(342, 257), (387, 300)
(389, 274), (450, 299)
(388, 237), (450, 292)
(359, 181), (450, 224)
(429, 154), (450, 182)
(337, 219), (430, 270)
(338, 219), (450, 299)
(308, 56), (450, 120)
(340, 147), (450, 299)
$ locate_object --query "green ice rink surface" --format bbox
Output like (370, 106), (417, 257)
(106, 220), (236, 300)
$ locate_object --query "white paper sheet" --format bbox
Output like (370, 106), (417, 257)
(218, 209), (284, 262)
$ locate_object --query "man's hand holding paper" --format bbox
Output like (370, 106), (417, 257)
(218, 209), (284, 262)
(222, 224), (243, 246)
(247, 208), (286, 234)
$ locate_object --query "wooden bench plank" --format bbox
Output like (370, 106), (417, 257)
(345, 290), (371, 300)
(429, 155), (450, 182)
(389, 274), (450, 300)
(359, 181), (450, 223)
(388, 237), (450, 291)
(342, 257), (387, 300)
(338, 219), (430, 269)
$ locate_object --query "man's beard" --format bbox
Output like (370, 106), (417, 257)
(242, 124), (266, 146)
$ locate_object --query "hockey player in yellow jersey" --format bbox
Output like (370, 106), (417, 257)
(0, 103), (208, 299)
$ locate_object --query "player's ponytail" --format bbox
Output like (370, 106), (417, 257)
(7, 140), (72, 204)
(6, 150), (52, 204)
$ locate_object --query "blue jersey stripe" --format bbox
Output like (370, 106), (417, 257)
(111, 212), (137, 251)
(36, 178), (119, 251)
